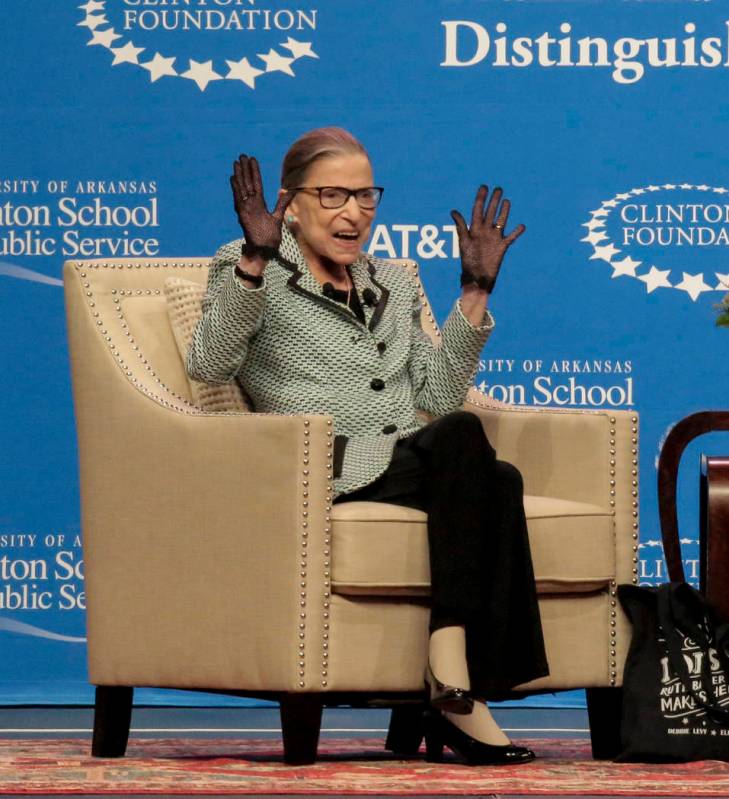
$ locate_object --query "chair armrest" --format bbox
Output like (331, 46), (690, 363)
(464, 388), (640, 588)
(465, 387), (638, 507)
(79, 396), (334, 693)
(65, 257), (334, 693)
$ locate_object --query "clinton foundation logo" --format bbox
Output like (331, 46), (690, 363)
(581, 184), (729, 303)
(78, 0), (319, 92)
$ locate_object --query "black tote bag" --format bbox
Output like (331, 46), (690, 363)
(617, 581), (729, 762)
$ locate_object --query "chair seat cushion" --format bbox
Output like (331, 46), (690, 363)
(331, 496), (615, 597)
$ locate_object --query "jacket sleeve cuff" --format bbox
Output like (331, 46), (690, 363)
(214, 262), (267, 338)
(455, 297), (495, 332)
(233, 268), (267, 292)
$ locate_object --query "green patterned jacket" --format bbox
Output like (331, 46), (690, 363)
(186, 227), (494, 497)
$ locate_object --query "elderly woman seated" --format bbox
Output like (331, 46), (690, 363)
(187, 126), (548, 766)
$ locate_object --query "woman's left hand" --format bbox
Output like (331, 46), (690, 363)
(450, 186), (526, 294)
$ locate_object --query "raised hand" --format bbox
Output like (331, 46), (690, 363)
(230, 154), (292, 259)
(450, 186), (525, 294)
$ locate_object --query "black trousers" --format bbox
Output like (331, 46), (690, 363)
(336, 411), (549, 699)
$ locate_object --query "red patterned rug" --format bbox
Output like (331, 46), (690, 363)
(1, 737), (728, 795)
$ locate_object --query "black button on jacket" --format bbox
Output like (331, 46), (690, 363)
(187, 228), (495, 497)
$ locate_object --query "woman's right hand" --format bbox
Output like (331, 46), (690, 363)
(230, 154), (292, 259)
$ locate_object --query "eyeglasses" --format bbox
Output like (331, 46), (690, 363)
(291, 186), (384, 210)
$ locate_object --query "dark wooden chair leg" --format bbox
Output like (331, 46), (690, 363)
(279, 694), (323, 765)
(91, 686), (134, 758)
(385, 704), (426, 756)
(586, 686), (623, 760)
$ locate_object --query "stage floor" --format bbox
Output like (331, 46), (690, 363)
(0, 705), (590, 739)
(0, 707), (697, 799)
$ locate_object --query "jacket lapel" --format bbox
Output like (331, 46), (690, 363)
(366, 260), (391, 332)
(275, 227), (360, 325)
(349, 256), (390, 332)
(275, 227), (391, 329)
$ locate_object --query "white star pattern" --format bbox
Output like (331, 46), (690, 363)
(181, 59), (223, 91)
(675, 272), (713, 301)
(111, 41), (144, 66)
(225, 57), (263, 89)
(280, 37), (319, 60)
(78, 13), (108, 30)
(581, 183), (729, 303)
(87, 27), (122, 48)
(79, 4), (318, 91)
(581, 230), (609, 246)
(638, 266), (673, 293)
(257, 48), (296, 76)
(141, 53), (177, 83)
(79, 0), (105, 12)
(590, 243), (621, 263)
(610, 256), (642, 278)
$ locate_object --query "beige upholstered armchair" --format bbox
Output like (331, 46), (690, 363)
(64, 255), (639, 764)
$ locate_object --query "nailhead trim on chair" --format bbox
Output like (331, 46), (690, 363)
(607, 413), (640, 685)
(72, 260), (315, 419)
(299, 419), (310, 687)
(112, 291), (200, 410)
(74, 261), (213, 415)
(405, 260), (442, 341)
(609, 578), (617, 684)
(630, 415), (639, 588)
(322, 421), (333, 687)
(609, 415), (618, 686)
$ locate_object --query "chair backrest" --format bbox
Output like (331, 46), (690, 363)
(64, 256), (442, 415)
(65, 258), (208, 416)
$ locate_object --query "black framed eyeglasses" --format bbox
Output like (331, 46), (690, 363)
(291, 186), (384, 210)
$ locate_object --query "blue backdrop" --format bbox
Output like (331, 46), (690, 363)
(1, 0), (728, 705)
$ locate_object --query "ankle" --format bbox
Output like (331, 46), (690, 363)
(428, 626), (470, 690)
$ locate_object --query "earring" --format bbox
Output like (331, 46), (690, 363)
(286, 214), (296, 224)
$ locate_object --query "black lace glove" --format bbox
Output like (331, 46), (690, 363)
(450, 185), (525, 294)
(230, 154), (292, 260)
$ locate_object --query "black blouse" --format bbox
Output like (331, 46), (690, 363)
(326, 281), (366, 324)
